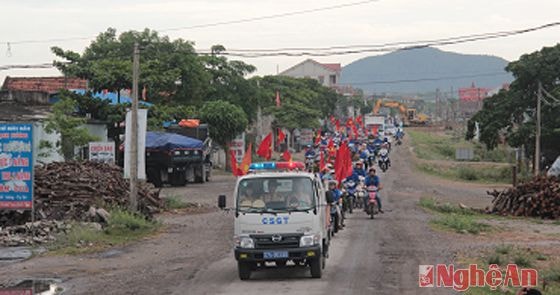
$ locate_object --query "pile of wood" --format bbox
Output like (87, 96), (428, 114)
(488, 175), (560, 219)
(33, 161), (163, 221)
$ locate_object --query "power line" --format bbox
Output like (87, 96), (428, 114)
(219, 21), (560, 57)
(0, 63), (54, 70)
(159, 0), (380, 32)
(0, 0), (379, 45)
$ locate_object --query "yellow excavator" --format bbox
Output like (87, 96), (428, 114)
(372, 99), (430, 126)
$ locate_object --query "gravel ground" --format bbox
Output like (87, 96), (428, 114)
(0, 137), (556, 294)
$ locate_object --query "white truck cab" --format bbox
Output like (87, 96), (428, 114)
(226, 161), (330, 280)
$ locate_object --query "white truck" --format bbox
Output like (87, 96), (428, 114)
(218, 161), (330, 280)
(364, 114), (386, 134)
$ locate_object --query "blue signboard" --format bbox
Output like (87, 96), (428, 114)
(0, 123), (33, 210)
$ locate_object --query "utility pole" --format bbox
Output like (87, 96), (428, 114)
(534, 81), (542, 176)
(435, 88), (440, 121)
(129, 42), (140, 212)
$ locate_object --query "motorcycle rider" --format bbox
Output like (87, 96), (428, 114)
(327, 180), (344, 229)
(378, 143), (391, 167)
(364, 168), (384, 213)
(305, 144), (317, 158)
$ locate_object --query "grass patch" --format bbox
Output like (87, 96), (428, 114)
(487, 253), (503, 265)
(409, 130), (458, 161)
(408, 129), (512, 163)
(544, 265), (560, 283)
(49, 208), (160, 255)
(553, 220), (560, 226)
(513, 253), (533, 267)
(164, 196), (190, 209)
(495, 244), (513, 255)
(421, 198), (494, 234)
(464, 250), (560, 294)
(431, 213), (492, 234)
(419, 198), (477, 215)
(416, 162), (512, 184)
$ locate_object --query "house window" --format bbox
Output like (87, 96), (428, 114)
(329, 75), (337, 85)
(318, 76), (325, 84)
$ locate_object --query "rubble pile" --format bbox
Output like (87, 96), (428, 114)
(488, 175), (560, 219)
(33, 161), (164, 221)
(0, 220), (71, 246)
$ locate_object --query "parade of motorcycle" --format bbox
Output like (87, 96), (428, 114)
(302, 116), (405, 233)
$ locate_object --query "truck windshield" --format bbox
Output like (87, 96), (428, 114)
(237, 177), (316, 213)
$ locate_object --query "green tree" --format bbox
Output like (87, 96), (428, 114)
(467, 44), (560, 161)
(254, 75), (341, 129)
(199, 100), (248, 148)
(201, 45), (259, 123)
(52, 28), (209, 105)
(44, 94), (99, 160)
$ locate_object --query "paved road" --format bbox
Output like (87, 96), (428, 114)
(171, 146), (456, 295)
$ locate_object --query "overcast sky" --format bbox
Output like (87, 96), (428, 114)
(1, 0), (559, 84)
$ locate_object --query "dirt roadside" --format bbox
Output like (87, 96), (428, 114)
(0, 137), (557, 294)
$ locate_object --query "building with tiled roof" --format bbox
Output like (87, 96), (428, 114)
(2, 76), (87, 94)
(279, 59), (341, 88)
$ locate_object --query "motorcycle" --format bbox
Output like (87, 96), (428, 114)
(305, 155), (315, 171)
(330, 201), (342, 235)
(354, 181), (366, 209)
(342, 180), (357, 214)
(366, 185), (379, 219)
(378, 155), (390, 172)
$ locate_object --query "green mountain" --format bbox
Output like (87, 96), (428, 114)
(341, 47), (513, 95)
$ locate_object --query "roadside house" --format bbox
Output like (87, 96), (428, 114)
(279, 59), (341, 88)
(0, 77), (107, 164)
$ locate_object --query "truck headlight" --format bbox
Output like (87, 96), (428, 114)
(299, 234), (320, 247)
(235, 236), (254, 249)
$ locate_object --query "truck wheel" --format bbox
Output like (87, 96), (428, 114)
(276, 260), (287, 267)
(195, 166), (205, 183)
(238, 261), (252, 280)
(148, 169), (163, 188)
(310, 257), (322, 278)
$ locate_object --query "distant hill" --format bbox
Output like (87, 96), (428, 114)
(340, 47), (513, 95)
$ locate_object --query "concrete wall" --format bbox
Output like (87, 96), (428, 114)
(0, 90), (50, 104)
(33, 122), (108, 165)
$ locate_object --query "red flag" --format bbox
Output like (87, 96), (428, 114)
(335, 119), (340, 131)
(335, 142), (353, 183)
(275, 90), (281, 107)
(277, 129), (286, 146)
(282, 150), (292, 162)
(327, 138), (334, 150)
(240, 143), (252, 175)
(256, 133), (273, 160)
(230, 149), (240, 176)
(356, 115), (363, 126)
(329, 115), (336, 125)
(371, 126), (378, 136)
(352, 125), (359, 138)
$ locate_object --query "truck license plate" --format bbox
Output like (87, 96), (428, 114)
(264, 251), (288, 259)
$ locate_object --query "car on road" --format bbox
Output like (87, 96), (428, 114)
(220, 161), (330, 280)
